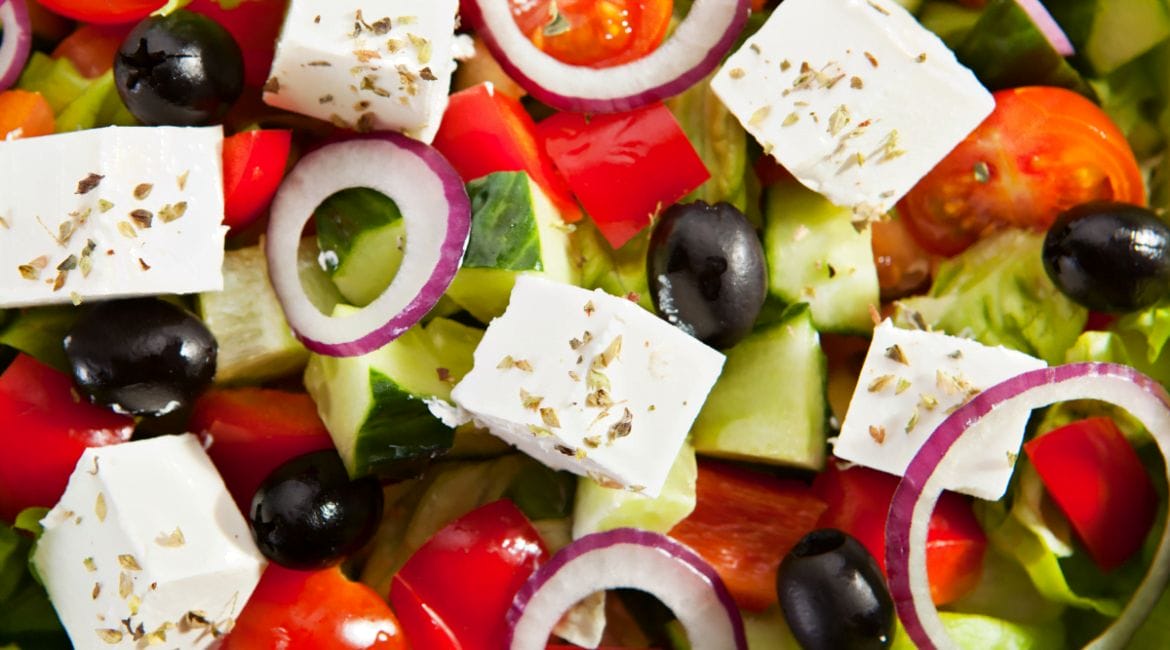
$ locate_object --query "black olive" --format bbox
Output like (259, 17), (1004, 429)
(1043, 201), (1170, 313)
(64, 298), (216, 417)
(114, 10), (244, 126)
(777, 528), (895, 650)
(647, 201), (767, 349)
(249, 450), (383, 570)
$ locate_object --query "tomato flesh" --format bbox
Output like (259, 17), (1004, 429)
(511, 0), (673, 68)
(35, 0), (164, 24)
(899, 86), (1146, 256)
(221, 129), (293, 232)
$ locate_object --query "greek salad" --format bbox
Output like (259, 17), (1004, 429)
(0, 0), (1169, 648)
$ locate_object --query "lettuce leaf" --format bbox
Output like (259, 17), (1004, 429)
(894, 230), (1087, 364)
(0, 522), (66, 648)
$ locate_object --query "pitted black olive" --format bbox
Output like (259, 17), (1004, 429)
(1043, 201), (1170, 313)
(64, 297), (216, 416)
(647, 201), (767, 349)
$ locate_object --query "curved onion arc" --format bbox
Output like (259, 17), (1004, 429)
(506, 528), (746, 650)
(0, 0), (32, 92)
(465, 0), (751, 113)
(266, 134), (470, 356)
(886, 363), (1170, 650)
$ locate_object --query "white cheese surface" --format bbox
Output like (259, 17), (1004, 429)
(33, 435), (265, 649)
(712, 0), (994, 217)
(449, 276), (725, 497)
(834, 320), (1047, 499)
(0, 126), (226, 308)
(264, 0), (459, 142)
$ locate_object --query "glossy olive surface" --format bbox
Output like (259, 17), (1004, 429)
(1043, 201), (1170, 313)
(114, 10), (244, 126)
(249, 450), (383, 570)
(647, 201), (767, 349)
(64, 298), (216, 416)
(777, 528), (895, 650)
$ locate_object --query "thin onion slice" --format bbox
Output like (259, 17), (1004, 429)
(464, 0), (750, 114)
(266, 134), (470, 356)
(886, 363), (1170, 650)
(0, 0), (31, 92)
(1015, 0), (1075, 56)
(507, 528), (746, 650)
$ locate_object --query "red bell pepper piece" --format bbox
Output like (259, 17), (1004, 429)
(389, 499), (548, 650)
(537, 103), (710, 248)
(0, 354), (133, 522)
(668, 460), (827, 611)
(221, 129), (292, 232)
(432, 83), (582, 223)
(190, 387), (335, 512)
(186, 0), (289, 88)
(1023, 417), (1157, 572)
(51, 24), (131, 79)
(813, 460), (987, 605)
(221, 564), (408, 649)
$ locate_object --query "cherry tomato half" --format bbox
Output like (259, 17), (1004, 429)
(899, 86), (1146, 256)
(36, 0), (164, 24)
(511, 0), (673, 68)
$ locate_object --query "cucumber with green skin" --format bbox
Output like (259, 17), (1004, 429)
(762, 180), (879, 335)
(1048, 0), (1170, 76)
(691, 305), (827, 472)
(304, 315), (483, 479)
(314, 187), (406, 307)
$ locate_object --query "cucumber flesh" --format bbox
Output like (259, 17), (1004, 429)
(1085, 0), (1170, 75)
(691, 305), (827, 471)
(571, 443), (697, 538)
(314, 187), (406, 307)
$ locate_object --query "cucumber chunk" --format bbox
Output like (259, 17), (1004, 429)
(304, 316), (483, 478)
(763, 180), (879, 335)
(444, 171), (576, 322)
(314, 187), (406, 307)
(691, 305), (827, 471)
(197, 244), (308, 384)
(571, 443), (697, 538)
(1084, 0), (1170, 75)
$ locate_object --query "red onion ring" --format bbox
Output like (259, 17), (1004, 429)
(1015, 0), (1075, 56)
(886, 363), (1170, 649)
(265, 134), (470, 357)
(506, 528), (746, 650)
(463, 0), (750, 113)
(0, 0), (31, 92)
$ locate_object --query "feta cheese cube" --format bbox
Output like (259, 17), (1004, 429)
(449, 276), (725, 497)
(264, 0), (459, 142)
(711, 0), (994, 217)
(32, 435), (265, 649)
(834, 320), (1047, 499)
(0, 126), (226, 308)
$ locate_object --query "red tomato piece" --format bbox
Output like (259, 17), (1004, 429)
(35, 0), (164, 24)
(52, 24), (131, 79)
(1023, 417), (1158, 572)
(899, 86), (1146, 256)
(186, 0), (289, 88)
(433, 83), (582, 223)
(813, 461), (987, 606)
(389, 499), (548, 650)
(190, 387), (334, 512)
(668, 461), (827, 611)
(221, 129), (292, 232)
(0, 354), (134, 522)
(538, 103), (710, 248)
(222, 565), (408, 650)
(510, 0), (673, 68)
(0, 90), (55, 140)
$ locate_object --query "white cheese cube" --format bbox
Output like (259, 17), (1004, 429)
(264, 0), (459, 142)
(449, 276), (725, 497)
(711, 0), (994, 217)
(0, 126), (226, 309)
(32, 435), (265, 649)
(834, 320), (1046, 499)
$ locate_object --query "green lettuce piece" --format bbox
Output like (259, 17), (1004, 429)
(17, 54), (136, 132)
(894, 230), (1087, 364)
(0, 524), (66, 648)
(666, 75), (749, 213)
(891, 612), (1065, 650)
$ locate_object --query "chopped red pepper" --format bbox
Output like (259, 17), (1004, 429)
(538, 103), (710, 248)
(186, 0), (289, 88)
(1023, 416), (1157, 571)
(668, 460), (827, 611)
(222, 565), (408, 649)
(432, 83), (582, 223)
(190, 387), (335, 513)
(813, 460), (987, 605)
(51, 24), (130, 78)
(0, 354), (133, 522)
(389, 499), (548, 650)
(221, 129), (292, 232)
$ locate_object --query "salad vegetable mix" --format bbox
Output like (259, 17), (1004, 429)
(0, 0), (1169, 648)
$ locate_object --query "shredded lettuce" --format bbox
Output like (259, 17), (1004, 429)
(894, 230), (1087, 364)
